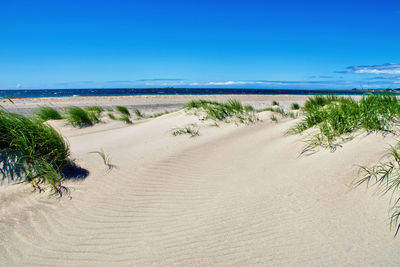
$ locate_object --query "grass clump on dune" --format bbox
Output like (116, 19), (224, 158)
(256, 106), (297, 119)
(85, 106), (104, 115)
(34, 107), (63, 121)
(171, 124), (200, 137)
(65, 107), (100, 127)
(244, 105), (255, 112)
(105, 106), (133, 124)
(354, 142), (400, 237)
(114, 106), (132, 123)
(256, 106), (286, 115)
(0, 110), (70, 195)
(272, 107), (289, 117)
(116, 106), (130, 116)
(288, 94), (400, 235)
(270, 114), (278, 122)
(134, 108), (144, 118)
(107, 113), (117, 120)
(291, 103), (300, 110)
(289, 94), (400, 153)
(302, 95), (339, 113)
(119, 114), (132, 124)
(150, 110), (171, 118)
(185, 99), (256, 123)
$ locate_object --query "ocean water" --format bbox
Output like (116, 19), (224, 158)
(0, 88), (392, 99)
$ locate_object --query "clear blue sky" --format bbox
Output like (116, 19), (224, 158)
(1, 0), (400, 89)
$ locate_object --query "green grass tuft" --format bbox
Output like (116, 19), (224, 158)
(289, 112), (298, 119)
(302, 95), (339, 113)
(0, 110), (70, 194)
(134, 108), (144, 118)
(85, 106), (104, 115)
(171, 124), (200, 137)
(116, 106), (130, 116)
(184, 99), (256, 123)
(119, 114), (132, 124)
(272, 100), (280, 106)
(291, 103), (300, 110)
(107, 113), (117, 120)
(354, 142), (400, 237)
(150, 110), (170, 118)
(65, 107), (101, 127)
(34, 107), (63, 121)
(244, 105), (255, 112)
(6, 97), (15, 104)
(289, 94), (400, 153)
(257, 106), (291, 118)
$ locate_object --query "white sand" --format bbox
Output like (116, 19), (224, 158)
(0, 96), (399, 266)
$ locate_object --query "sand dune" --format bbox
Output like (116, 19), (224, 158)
(1, 109), (399, 266)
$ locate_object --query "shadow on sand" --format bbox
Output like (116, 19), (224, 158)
(62, 160), (90, 181)
(0, 150), (89, 184)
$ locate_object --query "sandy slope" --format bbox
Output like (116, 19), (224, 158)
(1, 110), (399, 266)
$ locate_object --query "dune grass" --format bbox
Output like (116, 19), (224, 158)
(171, 124), (200, 137)
(302, 95), (339, 113)
(272, 107), (289, 117)
(90, 149), (115, 170)
(105, 107), (132, 124)
(289, 112), (298, 119)
(65, 107), (100, 127)
(288, 94), (400, 153)
(134, 108), (144, 118)
(288, 94), (400, 236)
(272, 100), (280, 106)
(150, 110), (171, 118)
(116, 106), (130, 116)
(85, 106), (104, 115)
(256, 106), (297, 119)
(256, 106), (286, 115)
(0, 110), (70, 195)
(107, 113), (117, 120)
(34, 107), (63, 121)
(119, 114), (132, 124)
(270, 114), (278, 122)
(244, 105), (255, 112)
(185, 99), (256, 123)
(354, 142), (400, 237)
(291, 103), (300, 110)
(6, 97), (15, 104)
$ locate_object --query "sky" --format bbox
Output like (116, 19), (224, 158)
(1, 0), (400, 89)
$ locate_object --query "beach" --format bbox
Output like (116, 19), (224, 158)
(1, 94), (314, 116)
(1, 94), (399, 265)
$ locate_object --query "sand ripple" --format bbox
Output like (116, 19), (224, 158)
(1, 111), (399, 266)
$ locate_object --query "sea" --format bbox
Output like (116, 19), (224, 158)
(0, 88), (395, 99)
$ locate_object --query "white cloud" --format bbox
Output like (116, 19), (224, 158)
(341, 63), (400, 75)
(161, 81), (186, 86)
(133, 77), (400, 89)
(137, 78), (184, 82)
(16, 83), (22, 88)
(206, 81), (263, 85)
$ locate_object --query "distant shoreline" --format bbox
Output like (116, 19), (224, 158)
(1, 88), (398, 99)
